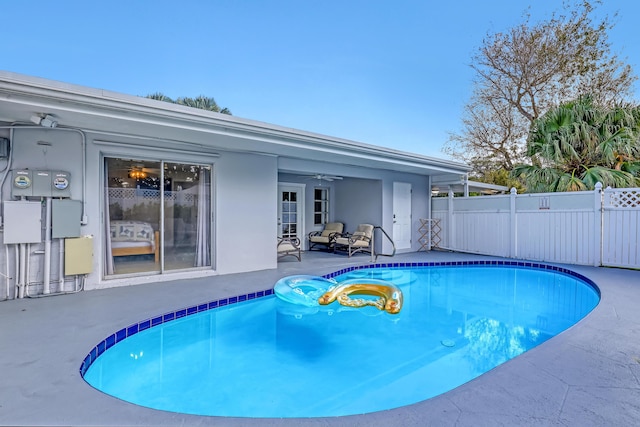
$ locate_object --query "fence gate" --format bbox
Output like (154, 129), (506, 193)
(602, 188), (640, 269)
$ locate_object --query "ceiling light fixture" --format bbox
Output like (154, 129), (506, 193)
(128, 170), (148, 180)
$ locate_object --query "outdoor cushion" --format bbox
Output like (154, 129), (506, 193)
(333, 223), (374, 257)
(308, 222), (344, 251)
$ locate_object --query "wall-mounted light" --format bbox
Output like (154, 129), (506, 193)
(128, 170), (148, 180)
(30, 114), (58, 128)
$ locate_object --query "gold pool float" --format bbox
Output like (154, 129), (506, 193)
(317, 279), (403, 314)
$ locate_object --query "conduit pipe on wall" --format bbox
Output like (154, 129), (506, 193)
(18, 243), (26, 298)
(58, 239), (64, 292)
(0, 128), (15, 209)
(4, 244), (9, 299)
(0, 241), (12, 300)
(43, 197), (52, 294)
(26, 243), (31, 297)
(14, 246), (18, 298)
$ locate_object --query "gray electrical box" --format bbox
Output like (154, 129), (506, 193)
(33, 170), (52, 197)
(52, 199), (82, 238)
(3, 201), (42, 244)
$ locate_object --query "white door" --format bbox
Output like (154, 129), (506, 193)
(278, 183), (305, 240)
(393, 182), (412, 250)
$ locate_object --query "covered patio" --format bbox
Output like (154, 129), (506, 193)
(0, 251), (638, 426)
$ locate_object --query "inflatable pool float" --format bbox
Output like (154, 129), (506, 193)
(341, 268), (416, 286)
(274, 275), (336, 307)
(318, 278), (404, 314)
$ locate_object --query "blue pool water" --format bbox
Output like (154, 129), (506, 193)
(82, 263), (599, 418)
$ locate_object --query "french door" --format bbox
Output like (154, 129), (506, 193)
(277, 183), (305, 241)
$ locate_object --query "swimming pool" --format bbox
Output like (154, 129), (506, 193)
(81, 261), (599, 418)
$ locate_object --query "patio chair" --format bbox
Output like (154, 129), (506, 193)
(333, 224), (374, 257)
(308, 222), (344, 252)
(277, 237), (301, 261)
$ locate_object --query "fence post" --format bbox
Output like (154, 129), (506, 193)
(593, 182), (603, 267)
(510, 187), (517, 258)
(448, 189), (454, 250)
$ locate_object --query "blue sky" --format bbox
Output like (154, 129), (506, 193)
(3, 1), (639, 158)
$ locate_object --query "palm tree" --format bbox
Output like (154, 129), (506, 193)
(145, 94), (232, 115)
(512, 96), (640, 192)
(146, 92), (174, 102)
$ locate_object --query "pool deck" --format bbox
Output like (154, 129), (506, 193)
(1, 251), (639, 426)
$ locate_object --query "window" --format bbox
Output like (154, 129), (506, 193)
(314, 188), (329, 225)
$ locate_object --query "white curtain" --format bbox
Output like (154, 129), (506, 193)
(194, 167), (210, 267)
(104, 161), (115, 275)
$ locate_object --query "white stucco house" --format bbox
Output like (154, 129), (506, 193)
(0, 71), (472, 298)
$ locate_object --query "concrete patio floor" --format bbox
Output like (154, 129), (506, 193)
(1, 251), (639, 426)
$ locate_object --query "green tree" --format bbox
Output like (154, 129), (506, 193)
(145, 93), (232, 115)
(472, 168), (525, 193)
(512, 96), (640, 192)
(444, 1), (636, 177)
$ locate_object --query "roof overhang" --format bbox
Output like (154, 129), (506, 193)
(0, 71), (471, 177)
(431, 176), (510, 195)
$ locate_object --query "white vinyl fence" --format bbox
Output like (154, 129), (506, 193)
(431, 183), (640, 269)
(602, 187), (640, 268)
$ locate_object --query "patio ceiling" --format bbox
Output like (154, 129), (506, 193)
(0, 71), (470, 178)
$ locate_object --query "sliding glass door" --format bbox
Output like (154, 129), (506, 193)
(163, 162), (211, 271)
(104, 157), (211, 276)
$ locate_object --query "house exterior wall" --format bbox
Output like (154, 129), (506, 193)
(215, 151), (278, 274)
(334, 178), (383, 239)
(0, 127), (279, 298)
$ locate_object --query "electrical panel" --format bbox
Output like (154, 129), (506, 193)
(52, 199), (82, 238)
(3, 201), (42, 244)
(11, 170), (71, 198)
(65, 236), (94, 275)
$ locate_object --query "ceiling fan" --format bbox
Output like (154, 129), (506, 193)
(299, 174), (344, 182)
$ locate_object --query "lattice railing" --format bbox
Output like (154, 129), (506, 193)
(108, 188), (196, 202)
(605, 189), (640, 208)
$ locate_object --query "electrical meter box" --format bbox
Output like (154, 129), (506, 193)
(51, 171), (72, 197)
(11, 170), (71, 198)
(11, 170), (33, 197)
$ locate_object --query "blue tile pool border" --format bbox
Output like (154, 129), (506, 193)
(79, 260), (600, 377)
